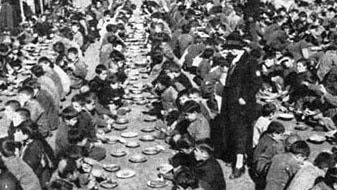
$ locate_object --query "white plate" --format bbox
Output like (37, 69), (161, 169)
(121, 132), (139, 138)
(142, 147), (161, 155)
(100, 181), (118, 189)
(308, 134), (326, 143)
(116, 169), (136, 179)
(129, 154), (147, 163)
(278, 113), (294, 120)
(125, 141), (140, 148)
(147, 179), (168, 188)
(111, 149), (127, 157)
(140, 135), (155, 142)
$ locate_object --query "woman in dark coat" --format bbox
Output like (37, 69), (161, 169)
(218, 32), (262, 179)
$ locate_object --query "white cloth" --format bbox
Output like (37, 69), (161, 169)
(253, 116), (272, 148)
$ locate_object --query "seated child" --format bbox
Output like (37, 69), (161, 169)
(155, 74), (178, 112)
(252, 121), (285, 189)
(172, 166), (202, 190)
(188, 88), (212, 122)
(193, 139), (226, 190)
(169, 134), (197, 169)
(67, 128), (106, 161)
(0, 139), (42, 190)
(55, 106), (80, 156)
(71, 94), (97, 142)
(265, 140), (310, 190)
(253, 103), (277, 148)
(89, 64), (108, 94)
(64, 47), (88, 89)
(49, 159), (82, 190)
(287, 151), (336, 190)
(4, 100), (21, 130)
(7, 108), (33, 140)
(18, 86), (49, 137)
(83, 92), (112, 136)
(182, 101), (210, 141)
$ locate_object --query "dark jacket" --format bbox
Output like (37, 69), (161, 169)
(194, 157), (226, 190)
(89, 76), (106, 93)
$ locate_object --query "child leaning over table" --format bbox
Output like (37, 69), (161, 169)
(265, 140), (311, 190)
(64, 47), (88, 89)
(253, 103), (277, 148)
(251, 121), (285, 190)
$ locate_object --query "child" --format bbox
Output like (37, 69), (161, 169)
(287, 152), (336, 190)
(188, 88), (212, 122)
(67, 128), (106, 161)
(265, 140), (310, 190)
(193, 139), (226, 190)
(49, 159), (81, 190)
(55, 106), (80, 157)
(65, 47), (88, 89)
(253, 103), (277, 148)
(89, 64), (108, 94)
(169, 134), (197, 169)
(167, 63), (193, 92)
(18, 86), (49, 137)
(252, 121), (285, 189)
(0, 139), (41, 190)
(71, 94), (97, 143)
(182, 100), (210, 141)
(155, 74), (178, 112)
(99, 74), (125, 108)
(4, 100), (21, 124)
(7, 108), (32, 140)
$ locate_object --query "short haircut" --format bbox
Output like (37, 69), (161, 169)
(181, 24), (191, 34)
(261, 103), (277, 116)
(4, 100), (20, 111)
(168, 63), (181, 73)
(200, 48), (215, 59)
(103, 10), (110, 16)
(18, 86), (35, 97)
(17, 124), (34, 139)
(95, 64), (108, 75)
(38, 56), (54, 68)
(68, 128), (85, 145)
(266, 121), (285, 134)
(58, 159), (78, 179)
(195, 138), (214, 156)
(290, 140), (310, 158)
(156, 74), (172, 87)
(15, 108), (31, 120)
(285, 134), (302, 150)
(53, 42), (65, 54)
(106, 24), (117, 32)
(71, 94), (86, 106)
(188, 88), (201, 97)
(83, 92), (96, 104)
(31, 65), (45, 77)
(174, 166), (199, 189)
(176, 134), (195, 150)
(314, 152), (336, 169)
(0, 139), (16, 157)
(181, 100), (201, 113)
(296, 58), (310, 67)
(106, 74), (120, 84)
(67, 47), (78, 55)
(21, 78), (40, 90)
(61, 106), (79, 120)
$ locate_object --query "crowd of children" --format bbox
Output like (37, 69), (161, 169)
(1, 0), (337, 189)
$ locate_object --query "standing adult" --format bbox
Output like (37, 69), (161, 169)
(219, 32), (262, 179)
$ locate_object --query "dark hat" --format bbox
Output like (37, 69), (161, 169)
(222, 31), (246, 49)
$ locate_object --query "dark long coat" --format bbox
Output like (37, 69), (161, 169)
(218, 51), (262, 162)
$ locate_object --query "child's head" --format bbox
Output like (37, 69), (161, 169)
(71, 22), (80, 33)
(188, 88), (202, 103)
(177, 89), (190, 108)
(18, 86), (35, 105)
(68, 128), (88, 147)
(173, 166), (199, 190)
(14, 125), (33, 142)
(266, 121), (285, 141)
(176, 134), (195, 154)
(156, 74), (172, 90)
(261, 103), (277, 117)
(38, 56), (54, 70)
(57, 159), (79, 182)
(71, 94), (85, 112)
(289, 140), (310, 163)
(194, 139), (214, 161)
(313, 152), (336, 171)
(67, 47), (79, 62)
(106, 74), (120, 89)
(182, 101), (201, 122)
(83, 92), (97, 111)
(0, 139), (16, 158)
(61, 106), (79, 127)
(4, 100), (20, 119)
(95, 64), (108, 81)
(12, 108), (30, 127)
(167, 63), (181, 79)
(285, 134), (302, 152)
(296, 58), (309, 73)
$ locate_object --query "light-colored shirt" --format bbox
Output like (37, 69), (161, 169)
(253, 116), (272, 148)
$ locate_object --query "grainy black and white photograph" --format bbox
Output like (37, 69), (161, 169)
(0, 0), (336, 189)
